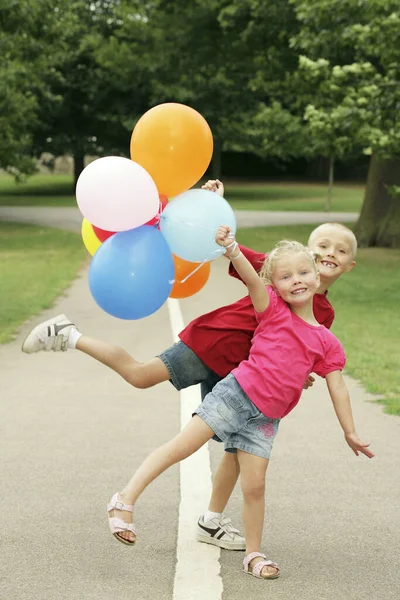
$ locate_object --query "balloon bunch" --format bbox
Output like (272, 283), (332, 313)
(76, 103), (236, 320)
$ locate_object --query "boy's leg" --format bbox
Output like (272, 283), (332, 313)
(197, 375), (243, 550)
(22, 314), (214, 390)
(196, 450), (245, 551)
(76, 336), (170, 388)
(237, 450), (278, 577)
(200, 374), (241, 513)
(112, 416), (215, 542)
(207, 451), (240, 513)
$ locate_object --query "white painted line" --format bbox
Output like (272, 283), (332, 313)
(167, 299), (223, 600)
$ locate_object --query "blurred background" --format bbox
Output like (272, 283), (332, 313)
(2, 0), (400, 247)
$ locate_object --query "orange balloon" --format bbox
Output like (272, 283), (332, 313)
(130, 103), (213, 198)
(170, 255), (211, 299)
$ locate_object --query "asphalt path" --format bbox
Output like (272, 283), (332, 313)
(1, 206), (399, 600)
(0, 205), (358, 231)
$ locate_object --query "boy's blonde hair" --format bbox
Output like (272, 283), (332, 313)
(308, 223), (357, 258)
(259, 240), (319, 285)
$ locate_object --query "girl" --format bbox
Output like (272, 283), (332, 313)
(107, 227), (373, 580)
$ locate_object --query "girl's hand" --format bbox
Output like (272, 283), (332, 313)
(202, 179), (224, 197)
(345, 432), (375, 458)
(215, 225), (235, 249)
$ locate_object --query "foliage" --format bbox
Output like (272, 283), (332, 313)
(33, 1), (153, 175)
(0, 0), (61, 176)
(291, 0), (400, 159)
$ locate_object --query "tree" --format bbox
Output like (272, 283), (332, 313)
(295, 58), (374, 211)
(138, 0), (302, 177)
(291, 0), (400, 247)
(0, 0), (62, 177)
(32, 1), (154, 187)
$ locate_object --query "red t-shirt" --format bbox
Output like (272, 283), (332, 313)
(179, 245), (335, 377)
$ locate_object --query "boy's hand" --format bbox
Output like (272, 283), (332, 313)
(216, 225), (235, 250)
(303, 375), (315, 390)
(345, 432), (375, 458)
(202, 179), (224, 197)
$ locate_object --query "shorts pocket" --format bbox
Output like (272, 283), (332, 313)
(216, 389), (245, 425)
(222, 389), (244, 411)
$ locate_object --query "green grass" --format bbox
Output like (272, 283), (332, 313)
(0, 173), (364, 212)
(0, 222), (86, 343)
(226, 182), (364, 212)
(0, 174), (75, 206)
(236, 224), (400, 416)
(0, 174), (74, 195)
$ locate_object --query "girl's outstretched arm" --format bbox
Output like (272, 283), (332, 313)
(215, 226), (269, 313)
(326, 370), (374, 458)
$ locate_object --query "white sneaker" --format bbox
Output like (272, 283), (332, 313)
(22, 314), (76, 353)
(196, 515), (246, 551)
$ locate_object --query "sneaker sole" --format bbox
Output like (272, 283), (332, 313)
(196, 532), (246, 551)
(21, 314), (69, 353)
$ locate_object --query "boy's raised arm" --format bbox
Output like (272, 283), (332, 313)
(215, 226), (269, 313)
(325, 370), (374, 458)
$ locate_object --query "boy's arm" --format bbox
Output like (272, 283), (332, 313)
(216, 226), (269, 313)
(229, 246), (266, 281)
(325, 370), (374, 458)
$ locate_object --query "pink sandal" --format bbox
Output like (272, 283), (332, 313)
(243, 552), (280, 579)
(107, 492), (136, 546)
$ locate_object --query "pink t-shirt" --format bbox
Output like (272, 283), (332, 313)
(232, 287), (346, 419)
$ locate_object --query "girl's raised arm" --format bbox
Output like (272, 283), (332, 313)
(215, 226), (269, 313)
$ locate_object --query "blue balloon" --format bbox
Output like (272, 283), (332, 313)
(89, 226), (174, 320)
(159, 189), (236, 262)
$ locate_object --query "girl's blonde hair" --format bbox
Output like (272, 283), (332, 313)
(259, 240), (320, 285)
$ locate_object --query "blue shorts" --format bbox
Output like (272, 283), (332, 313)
(194, 373), (280, 460)
(157, 341), (222, 395)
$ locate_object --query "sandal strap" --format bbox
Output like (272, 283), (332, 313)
(107, 492), (134, 513)
(109, 516), (136, 535)
(243, 552), (266, 572)
(252, 559), (279, 578)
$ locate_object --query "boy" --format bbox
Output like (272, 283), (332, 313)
(22, 181), (357, 550)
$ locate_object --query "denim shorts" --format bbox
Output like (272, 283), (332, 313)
(157, 341), (222, 394)
(194, 373), (280, 460)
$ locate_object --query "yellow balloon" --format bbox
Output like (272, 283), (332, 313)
(81, 218), (102, 255)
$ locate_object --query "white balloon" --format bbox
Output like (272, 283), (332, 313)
(76, 156), (159, 231)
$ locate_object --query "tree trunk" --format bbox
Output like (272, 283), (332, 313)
(354, 155), (400, 248)
(73, 150), (85, 191)
(211, 139), (221, 179)
(325, 155), (334, 212)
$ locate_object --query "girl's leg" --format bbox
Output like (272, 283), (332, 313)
(237, 450), (278, 577)
(207, 452), (240, 513)
(112, 416), (214, 542)
(76, 336), (169, 388)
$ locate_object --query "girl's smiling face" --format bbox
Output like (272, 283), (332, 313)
(271, 252), (320, 306)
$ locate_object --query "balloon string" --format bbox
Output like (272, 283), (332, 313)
(161, 214), (227, 285)
(168, 248), (222, 285)
(160, 214), (220, 234)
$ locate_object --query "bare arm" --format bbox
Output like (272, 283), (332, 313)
(215, 226), (269, 313)
(326, 370), (374, 458)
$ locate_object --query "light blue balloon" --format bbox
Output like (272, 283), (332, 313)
(89, 226), (174, 320)
(159, 189), (236, 262)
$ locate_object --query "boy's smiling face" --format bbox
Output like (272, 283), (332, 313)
(308, 224), (356, 284)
